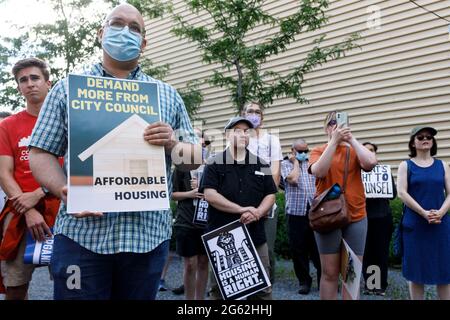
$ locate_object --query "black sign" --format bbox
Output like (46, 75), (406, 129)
(193, 198), (208, 225)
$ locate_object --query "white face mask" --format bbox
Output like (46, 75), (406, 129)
(245, 114), (261, 128)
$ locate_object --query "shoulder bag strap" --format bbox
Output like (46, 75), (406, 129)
(342, 146), (350, 193)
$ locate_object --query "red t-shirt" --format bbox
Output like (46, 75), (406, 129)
(0, 110), (40, 192)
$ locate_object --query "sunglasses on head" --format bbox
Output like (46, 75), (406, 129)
(327, 120), (337, 126)
(416, 135), (433, 141)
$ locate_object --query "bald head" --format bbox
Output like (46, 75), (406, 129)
(292, 138), (307, 148)
(105, 3), (145, 33)
(291, 138), (308, 154)
(99, 2), (148, 66)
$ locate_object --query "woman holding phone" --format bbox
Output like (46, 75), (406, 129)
(308, 111), (377, 300)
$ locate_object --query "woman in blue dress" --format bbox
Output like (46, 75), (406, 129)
(397, 126), (450, 300)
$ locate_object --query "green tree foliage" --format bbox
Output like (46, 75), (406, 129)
(178, 81), (203, 119)
(0, 35), (29, 109)
(172, 0), (359, 113)
(0, 0), (104, 110)
(114, 0), (203, 118)
(138, 59), (203, 119)
(108, 0), (173, 19)
(33, 0), (103, 79)
(1, 0), (202, 119)
(139, 59), (170, 82)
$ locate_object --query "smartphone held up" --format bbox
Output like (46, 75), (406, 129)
(336, 111), (349, 127)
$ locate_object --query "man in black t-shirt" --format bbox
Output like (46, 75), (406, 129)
(199, 116), (277, 300)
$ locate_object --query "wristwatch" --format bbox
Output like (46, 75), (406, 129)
(41, 186), (50, 196)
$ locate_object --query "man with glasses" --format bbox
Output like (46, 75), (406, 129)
(242, 101), (282, 284)
(28, 3), (200, 300)
(281, 138), (321, 295)
(200, 116), (277, 300)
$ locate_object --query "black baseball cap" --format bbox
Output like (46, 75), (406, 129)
(224, 116), (254, 131)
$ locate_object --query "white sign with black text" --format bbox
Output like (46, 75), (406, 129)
(362, 164), (393, 198)
(202, 220), (271, 300)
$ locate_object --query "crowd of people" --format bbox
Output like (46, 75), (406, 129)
(0, 3), (449, 301)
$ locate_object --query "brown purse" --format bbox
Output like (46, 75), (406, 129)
(308, 147), (351, 233)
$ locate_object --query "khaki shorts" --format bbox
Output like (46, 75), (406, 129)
(1, 213), (36, 288)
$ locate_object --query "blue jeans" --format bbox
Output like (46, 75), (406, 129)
(51, 235), (169, 300)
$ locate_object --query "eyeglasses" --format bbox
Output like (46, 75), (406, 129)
(295, 149), (309, 154)
(416, 135), (433, 141)
(231, 128), (250, 135)
(105, 19), (145, 36)
(245, 109), (262, 115)
(327, 120), (337, 126)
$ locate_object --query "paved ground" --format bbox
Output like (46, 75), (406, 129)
(6, 252), (438, 300)
(156, 254), (439, 300)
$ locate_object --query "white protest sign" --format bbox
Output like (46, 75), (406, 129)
(340, 239), (362, 300)
(362, 164), (393, 198)
(68, 74), (169, 213)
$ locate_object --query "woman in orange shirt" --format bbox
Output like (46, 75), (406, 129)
(308, 111), (377, 300)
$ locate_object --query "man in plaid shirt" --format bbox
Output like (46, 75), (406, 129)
(281, 138), (321, 295)
(28, 3), (200, 300)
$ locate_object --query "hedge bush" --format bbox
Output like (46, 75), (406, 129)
(389, 197), (403, 266)
(274, 192), (290, 259)
(172, 192), (405, 265)
(170, 200), (178, 251)
(274, 192), (405, 265)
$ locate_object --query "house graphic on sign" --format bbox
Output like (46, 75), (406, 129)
(76, 114), (166, 192)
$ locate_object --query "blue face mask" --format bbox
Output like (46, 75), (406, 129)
(296, 152), (309, 162)
(102, 26), (142, 62)
(245, 114), (261, 128)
